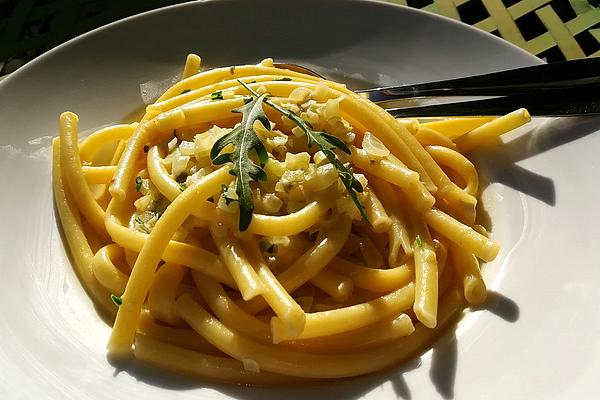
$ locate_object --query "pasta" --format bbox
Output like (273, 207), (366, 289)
(52, 56), (530, 383)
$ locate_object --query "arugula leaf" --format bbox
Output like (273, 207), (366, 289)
(210, 87), (269, 231)
(239, 80), (370, 225)
(211, 91), (224, 100)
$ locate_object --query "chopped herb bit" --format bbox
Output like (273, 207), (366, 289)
(143, 145), (150, 153)
(276, 77), (292, 81)
(134, 216), (144, 225)
(415, 235), (423, 247)
(211, 91), (224, 100)
(180, 89), (191, 94)
(210, 82), (269, 231)
(111, 294), (122, 306)
(135, 176), (143, 192)
(179, 183), (187, 192)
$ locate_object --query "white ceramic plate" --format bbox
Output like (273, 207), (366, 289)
(2, 0), (599, 398)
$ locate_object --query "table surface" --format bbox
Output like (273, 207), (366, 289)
(0, 0), (599, 77)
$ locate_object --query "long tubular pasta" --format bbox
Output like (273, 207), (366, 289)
(239, 216), (352, 315)
(105, 205), (235, 286)
(433, 238), (449, 277)
(134, 334), (306, 385)
(137, 310), (223, 355)
(364, 190), (392, 233)
(157, 65), (321, 103)
(270, 283), (415, 343)
(421, 117), (494, 140)
(240, 241), (306, 336)
(425, 208), (500, 262)
(52, 138), (116, 317)
(408, 211), (439, 329)
(426, 145), (479, 196)
(289, 313), (414, 352)
(78, 123), (137, 161)
(412, 238), (438, 329)
(396, 118), (419, 134)
(369, 176), (413, 261)
(175, 289), (463, 379)
(309, 268), (354, 302)
(153, 74), (319, 114)
(209, 223), (264, 301)
(414, 126), (456, 148)
(182, 54), (201, 79)
(455, 108), (531, 152)
(59, 112), (109, 242)
(449, 242), (487, 305)
(328, 257), (414, 292)
(192, 273), (272, 342)
(273, 216), (352, 293)
(323, 85), (474, 216)
(91, 244), (128, 295)
(110, 139), (127, 166)
(357, 235), (385, 269)
(108, 167), (232, 356)
(147, 263), (186, 325)
(240, 200), (329, 236)
(351, 148), (435, 212)
(82, 166), (117, 184)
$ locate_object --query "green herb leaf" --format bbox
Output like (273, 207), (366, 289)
(135, 176), (143, 192)
(211, 91), (224, 100)
(111, 294), (122, 306)
(248, 81), (369, 226)
(276, 77), (292, 81)
(415, 234), (423, 247)
(179, 183), (187, 192)
(210, 83), (269, 231)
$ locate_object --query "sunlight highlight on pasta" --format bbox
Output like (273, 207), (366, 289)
(52, 55), (530, 383)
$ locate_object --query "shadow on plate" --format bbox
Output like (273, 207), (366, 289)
(106, 295), (514, 400)
(475, 116), (600, 207)
(107, 346), (424, 400)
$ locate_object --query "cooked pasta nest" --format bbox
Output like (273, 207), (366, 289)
(52, 55), (530, 383)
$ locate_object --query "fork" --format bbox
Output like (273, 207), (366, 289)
(274, 58), (600, 117)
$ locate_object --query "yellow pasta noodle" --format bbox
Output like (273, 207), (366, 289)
(52, 56), (528, 383)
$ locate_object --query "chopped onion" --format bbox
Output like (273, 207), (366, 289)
(362, 132), (390, 159)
